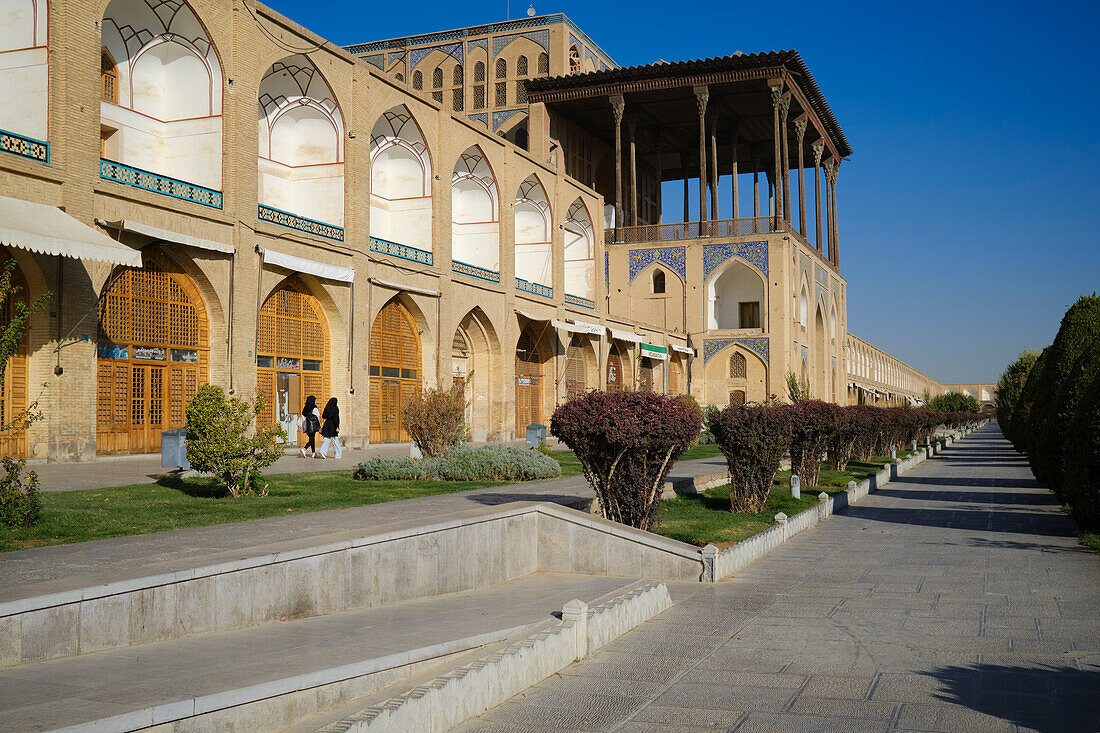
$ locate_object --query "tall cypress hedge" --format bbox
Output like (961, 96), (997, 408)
(1025, 296), (1100, 493)
(1009, 346), (1049, 454)
(1063, 368), (1100, 530)
(996, 349), (1039, 444)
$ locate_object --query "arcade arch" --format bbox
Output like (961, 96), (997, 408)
(564, 199), (595, 301)
(515, 325), (551, 434)
(708, 259), (765, 330)
(451, 146), (499, 273)
(452, 308), (500, 442)
(370, 105), (432, 253)
(369, 297), (422, 443)
(514, 175), (552, 291)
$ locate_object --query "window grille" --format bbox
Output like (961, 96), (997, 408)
(517, 55), (528, 76)
(452, 89), (463, 111)
(538, 53), (549, 74)
(101, 52), (118, 103)
(432, 91), (442, 102)
(473, 85), (485, 109)
(474, 61), (485, 82)
(496, 58), (506, 79)
(730, 352), (747, 379)
(412, 71), (423, 90)
(569, 45), (581, 74)
(495, 82), (506, 106)
(729, 390), (746, 406)
(516, 80), (527, 104)
(433, 67), (443, 88)
(453, 65), (463, 85)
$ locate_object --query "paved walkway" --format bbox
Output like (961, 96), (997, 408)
(460, 425), (1100, 733)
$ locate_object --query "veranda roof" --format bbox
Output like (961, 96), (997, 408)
(0, 195), (142, 267)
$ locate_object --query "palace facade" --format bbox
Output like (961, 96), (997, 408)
(0, 0), (953, 462)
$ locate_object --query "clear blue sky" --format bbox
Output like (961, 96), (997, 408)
(264, 0), (1099, 384)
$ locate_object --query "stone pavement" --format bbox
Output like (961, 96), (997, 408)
(458, 425), (1100, 733)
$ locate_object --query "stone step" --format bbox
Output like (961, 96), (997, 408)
(0, 572), (646, 733)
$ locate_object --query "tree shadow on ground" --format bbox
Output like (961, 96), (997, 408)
(890, 476), (1046, 489)
(873, 488), (1059, 506)
(463, 492), (590, 508)
(841, 505), (1077, 537)
(925, 663), (1100, 732)
(965, 536), (1096, 555)
(155, 474), (231, 499)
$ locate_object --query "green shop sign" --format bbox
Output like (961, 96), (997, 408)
(640, 343), (668, 360)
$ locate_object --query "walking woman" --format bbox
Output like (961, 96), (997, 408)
(298, 395), (321, 458)
(318, 397), (341, 459)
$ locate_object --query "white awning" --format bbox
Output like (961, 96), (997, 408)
(608, 327), (643, 343)
(516, 309), (549, 322)
(370, 278), (439, 297)
(670, 344), (694, 356)
(568, 319), (605, 336)
(551, 319), (590, 335)
(262, 247), (353, 283)
(0, 195), (142, 267)
(98, 219), (234, 254)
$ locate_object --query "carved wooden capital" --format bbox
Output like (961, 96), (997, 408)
(823, 158), (839, 185)
(793, 116), (808, 142)
(769, 81), (785, 109)
(609, 94), (625, 125)
(779, 92), (792, 123)
(693, 85), (709, 117)
(811, 138), (825, 165)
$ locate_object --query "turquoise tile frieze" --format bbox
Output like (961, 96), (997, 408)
(100, 159), (222, 208)
(702, 241), (767, 280)
(258, 204), (344, 242)
(628, 246), (685, 282)
(369, 237), (433, 265)
(0, 129), (48, 164)
(565, 293), (594, 309)
(516, 277), (552, 298)
(452, 259), (500, 283)
(703, 337), (769, 364)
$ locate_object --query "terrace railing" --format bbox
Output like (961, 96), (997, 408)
(605, 217), (785, 245)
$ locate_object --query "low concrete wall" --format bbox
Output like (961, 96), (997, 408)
(318, 583), (673, 733)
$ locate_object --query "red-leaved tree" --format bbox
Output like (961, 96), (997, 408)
(710, 404), (793, 513)
(788, 400), (843, 489)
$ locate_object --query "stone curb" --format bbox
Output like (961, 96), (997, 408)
(314, 582), (673, 733)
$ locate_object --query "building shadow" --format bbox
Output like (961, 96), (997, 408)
(872, 487), (1059, 506)
(890, 476), (1046, 490)
(924, 663), (1100, 732)
(841, 504), (1077, 537)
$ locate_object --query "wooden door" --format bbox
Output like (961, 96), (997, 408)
(515, 330), (544, 434)
(380, 380), (401, 442)
(96, 361), (131, 455)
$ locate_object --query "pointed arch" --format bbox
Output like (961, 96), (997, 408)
(515, 174), (552, 290)
(258, 54), (345, 230)
(564, 198), (595, 301)
(370, 105), (433, 251)
(704, 342), (767, 405)
(369, 296), (423, 442)
(451, 145), (500, 274)
(453, 307), (501, 441)
(707, 258), (766, 330)
(652, 269), (666, 294)
(515, 322), (551, 434)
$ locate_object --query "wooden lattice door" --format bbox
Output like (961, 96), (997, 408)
(368, 299), (421, 443)
(564, 336), (586, 400)
(96, 264), (208, 455)
(606, 345), (624, 392)
(515, 330), (543, 434)
(0, 262), (29, 458)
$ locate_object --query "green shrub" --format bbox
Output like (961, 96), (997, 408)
(402, 382), (466, 457)
(1026, 296), (1100, 493)
(996, 349), (1039, 440)
(550, 391), (701, 530)
(185, 384), (284, 497)
(1063, 369), (1100, 530)
(927, 392), (979, 413)
(1009, 346), (1049, 454)
(710, 404), (793, 513)
(788, 400), (842, 488)
(353, 446), (562, 483)
(0, 457), (40, 528)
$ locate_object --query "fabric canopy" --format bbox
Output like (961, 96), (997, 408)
(262, 247), (353, 283)
(516, 309), (549, 322)
(99, 219), (234, 254)
(608, 327), (643, 343)
(567, 319), (605, 336)
(0, 195), (141, 267)
(370, 278), (439, 297)
(551, 319), (591, 335)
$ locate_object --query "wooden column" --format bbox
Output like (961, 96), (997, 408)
(610, 94), (624, 235)
(752, 148), (760, 232)
(823, 158), (836, 262)
(730, 126), (739, 221)
(779, 92), (791, 223)
(694, 85), (709, 229)
(769, 82), (784, 230)
(794, 116), (807, 235)
(627, 117), (638, 227)
(812, 139), (824, 252)
(683, 169), (689, 222)
(708, 113), (719, 221)
(828, 160), (840, 267)
(655, 134), (663, 224)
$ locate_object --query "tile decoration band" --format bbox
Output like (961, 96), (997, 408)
(565, 293), (595, 309)
(369, 237), (433, 265)
(702, 241), (767, 280)
(516, 277), (552, 298)
(258, 204), (344, 242)
(703, 337), (769, 365)
(493, 108), (523, 131)
(452, 259), (500, 283)
(628, 246), (686, 282)
(0, 129), (48, 163)
(100, 159), (222, 209)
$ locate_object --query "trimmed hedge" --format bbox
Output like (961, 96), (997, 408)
(1009, 346), (1048, 454)
(1064, 367), (1100, 529)
(710, 404), (793, 513)
(996, 349), (1039, 442)
(353, 446), (561, 482)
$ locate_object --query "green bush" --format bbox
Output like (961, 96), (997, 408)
(1026, 296), (1100, 493)
(927, 392), (980, 413)
(0, 457), (41, 528)
(1009, 346), (1049, 454)
(353, 446), (561, 483)
(185, 384), (285, 497)
(996, 349), (1039, 440)
(1063, 368), (1100, 530)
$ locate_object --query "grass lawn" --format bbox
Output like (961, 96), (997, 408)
(654, 454), (902, 548)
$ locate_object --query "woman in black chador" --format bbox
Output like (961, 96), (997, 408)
(317, 397), (341, 459)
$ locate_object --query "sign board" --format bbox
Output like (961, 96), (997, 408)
(640, 343), (669, 361)
(133, 345), (168, 361)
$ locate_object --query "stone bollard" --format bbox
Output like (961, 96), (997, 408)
(848, 481), (857, 490)
(562, 599), (588, 660)
(818, 491), (828, 502)
(775, 512), (788, 525)
(912, 440), (917, 451)
(701, 544), (718, 583)
(890, 446), (897, 460)
(790, 474), (801, 499)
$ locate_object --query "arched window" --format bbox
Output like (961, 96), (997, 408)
(564, 199), (594, 301)
(101, 51), (118, 103)
(709, 260), (765, 330)
(412, 71), (423, 89)
(369, 298), (422, 443)
(496, 58), (506, 79)
(433, 67), (443, 88)
(495, 82), (507, 106)
(451, 145), (500, 273)
(730, 352), (746, 379)
(453, 64), (463, 85)
(474, 85), (485, 109)
(370, 105), (433, 251)
(514, 175), (552, 289)
(395, 73), (404, 82)
(538, 53), (549, 74)
(474, 61), (485, 82)
(517, 55), (528, 76)
(569, 45), (581, 73)
(729, 390), (746, 406)
(652, 270), (666, 294)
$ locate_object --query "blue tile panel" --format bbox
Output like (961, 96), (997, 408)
(703, 337), (769, 365)
(604, 251), (609, 290)
(493, 109), (524, 131)
(369, 237), (433, 265)
(492, 29), (550, 59)
(516, 277), (552, 298)
(628, 246), (686, 282)
(452, 259), (500, 283)
(363, 54), (384, 69)
(410, 42), (462, 69)
(565, 293), (595, 309)
(702, 241), (767, 280)
(0, 129), (48, 163)
(258, 205), (344, 242)
(467, 113), (489, 127)
(100, 159), (222, 209)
